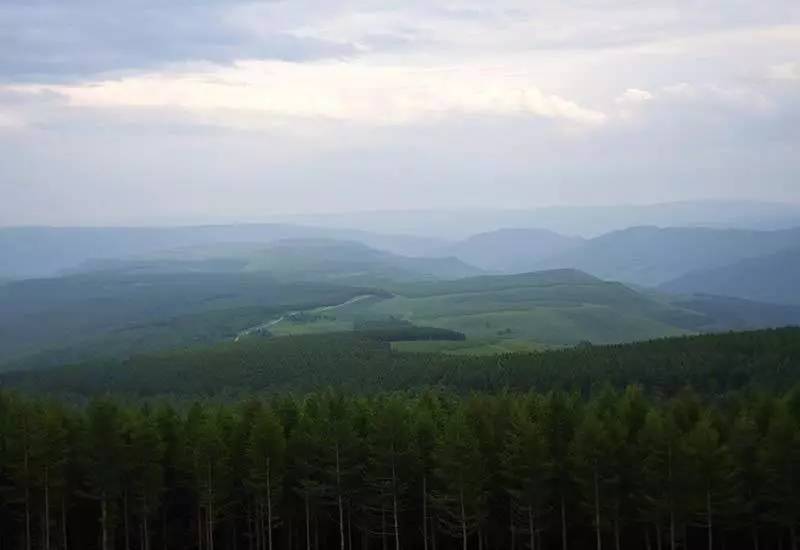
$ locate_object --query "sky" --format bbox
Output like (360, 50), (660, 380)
(1, 0), (799, 226)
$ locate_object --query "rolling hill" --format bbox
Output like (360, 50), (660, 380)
(660, 245), (800, 305)
(74, 238), (482, 283)
(0, 224), (447, 279)
(259, 269), (711, 351)
(535, 225), (800, 286)
(0, 271), (384, 370)
(435, 228), (584, 272)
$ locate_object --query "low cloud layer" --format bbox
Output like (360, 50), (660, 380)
(1, 0), (799, 225)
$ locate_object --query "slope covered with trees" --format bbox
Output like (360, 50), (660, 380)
(0, 272), (384, 370)
(1, 387), (799, 550)
(3, 327), (799, 397)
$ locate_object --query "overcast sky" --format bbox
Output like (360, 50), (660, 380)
(1, 0), (799, 225)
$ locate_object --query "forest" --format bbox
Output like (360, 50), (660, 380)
(4, 327), (799, 397)
(1, 386), (799, 550)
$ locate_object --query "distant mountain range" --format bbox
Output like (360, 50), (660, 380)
(0, 225), (446, 279)
(434, 228), (583, 273)
(660, 245), (800, 305)
(532, 225), (800, 287)
(271, 200), (800, 239)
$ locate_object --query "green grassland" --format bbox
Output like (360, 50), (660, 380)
(264, 270), (700, 349)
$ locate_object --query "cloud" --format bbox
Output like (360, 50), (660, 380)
(616, 88), (654, 104)
(6, 61), (607, 126)
(1, 0), (800, 225)
(768, 62), (800, 81)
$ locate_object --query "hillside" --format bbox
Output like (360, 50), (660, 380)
(0, 225), (447, 279)
(240, 239), (480, 281)
(536, 225), (800, 286)
(260, 269), (710, 350)
(436, 228), (584, 272)
(660, 246), (800, 305)
(4, 327), (798, 397)
(72, 238), (481, 283)
(0, 271), (383, 369)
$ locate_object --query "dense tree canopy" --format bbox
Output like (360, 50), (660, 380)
(1, 387), (799, 550)
(2, 327), (799, 398)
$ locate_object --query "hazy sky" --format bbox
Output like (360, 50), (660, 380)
(1, 0), (799, 225)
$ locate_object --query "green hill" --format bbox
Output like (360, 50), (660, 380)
(76, 238), (482, 283)
(0, 271), (383, 370)
(0, 225), (447, 279)
(262, 269), (706, 350)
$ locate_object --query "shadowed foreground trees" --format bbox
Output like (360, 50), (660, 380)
(1, 388), (799, 550)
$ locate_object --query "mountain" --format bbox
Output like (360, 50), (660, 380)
(233, 239), (481, 282)
(272, 200), (800, 239)
(660, 246), (800, 305)
(436, 228), (584, 272)
(0, 225), (447, 279)
(536, 226), (800, 287)
(665, 294), (800, 330)
(77, 238), (482, 283)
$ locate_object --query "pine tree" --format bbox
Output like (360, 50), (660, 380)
(501, 400), (551, 550)
(682, 412), (732, 550)
(86, 398), (126, 550)
(247, 405), (286, 550)
(433, 408), (487, 550)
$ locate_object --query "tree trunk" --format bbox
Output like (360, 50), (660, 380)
(645, 526), (652, 550)
(305, 494), (311, 550)
(267, 459), (274, 550)
(656, 523), (663, 550)
(668, 445), (675, 550)
(422, 476), (429, 550)
(207, 461), (215, 550)
(256, 502), (262, 550)
(44, 467), (50, 550)
(125, 490), (131, 550)
(706, 489), (713, 550)
(198, 503), (204, 550)
(561, 494), (568, 550)
(509, 500), (515, 550)
(791, 526), (798, 550)
(143, 513), (150, 550)
(751, 524), (759, 550)
(614, 516), (620, 550)
(669, 511), (675, 550)
(24, 441), (31, 550)
(392, 460), (400, 550)
(62, 496), (68, 550)
(528, 505), (535, 550)
(336, 444), (345, 550)
(101, 492), (109, 550)
(593, 468), (602, 550)
(460, 488), (468, 550)
(381, 507), (387, 550)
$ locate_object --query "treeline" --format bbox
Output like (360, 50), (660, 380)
(3, 327), (799, 397)
(1, 388), (799, 550)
